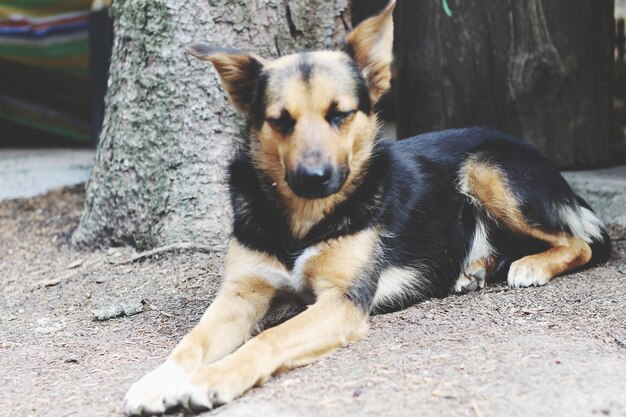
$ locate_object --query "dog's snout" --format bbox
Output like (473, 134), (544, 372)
(286, 161), (348, 199)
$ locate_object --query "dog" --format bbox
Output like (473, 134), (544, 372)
(124, 1), (611, 414)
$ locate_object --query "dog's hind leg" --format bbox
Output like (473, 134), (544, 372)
(458, 152), (605, 288)
(506, 232), (591, 287)
(124, 240), (284, 416)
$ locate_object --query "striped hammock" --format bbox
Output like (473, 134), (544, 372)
(0, 0), (94, 143)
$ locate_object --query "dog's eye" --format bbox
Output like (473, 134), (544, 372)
(266, 110), (295, 134)
(326, 109), (355, 128)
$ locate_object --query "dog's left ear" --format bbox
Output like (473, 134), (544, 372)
(186, 43), (266, 114)
(345, 0), (395, 103)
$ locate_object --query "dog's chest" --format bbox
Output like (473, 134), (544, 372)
(261, 246), (320, 295)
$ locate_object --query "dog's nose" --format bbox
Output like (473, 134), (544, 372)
(287, 163), (340, 199)
(299, 164), (332, 188)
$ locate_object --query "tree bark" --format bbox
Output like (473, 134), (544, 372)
(395, 0), (613, 168)
(73, 0), (351, 249)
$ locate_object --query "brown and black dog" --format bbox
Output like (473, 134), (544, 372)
(124, 2), (610, 414)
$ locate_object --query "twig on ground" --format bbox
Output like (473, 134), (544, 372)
(131, 281), (150, 293)
(470, 400), (484, 417)
(116, 242), (224, 265)
(32, 270), (79, 290)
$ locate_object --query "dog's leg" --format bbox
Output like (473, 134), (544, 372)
(507, 233), (591, 287)
(173, 229), (378, 411)
(124, 240), (285, 416)
(459, 155), (594, 288)
(179, 295), (369, 410)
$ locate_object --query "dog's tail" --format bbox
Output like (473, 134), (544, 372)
(571, 195), (611, 266)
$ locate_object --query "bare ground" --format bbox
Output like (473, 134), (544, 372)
(1, 185), (625, 417)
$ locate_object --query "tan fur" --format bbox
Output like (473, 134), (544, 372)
(187, 49), (266, 114)
(460, 157), (593, 283)
(511, 236), (592, 279)
(159, 232), (376, 410)
(185, 296), (369, 407)
(165, 230), (377, 409)
(168, 226), (377, 377)
(302, 228), (379, 294)
(460, 155), (528, 232)
(223, 239), (288, 282)
(465, 256), (497, 278)
(169, 241), (280, 373)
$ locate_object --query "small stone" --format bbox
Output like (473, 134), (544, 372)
(36, 278), (62, 288)
(431, 390), (455, 399)
(93, 299), (146, 321)
(67, 259), (84, 269)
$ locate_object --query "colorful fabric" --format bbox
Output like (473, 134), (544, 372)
(0, 12), (89, 39)
(0, 1), (92, 18)
(0, 0), (93, 143)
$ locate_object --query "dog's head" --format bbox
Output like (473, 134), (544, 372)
(186, 1), (394, 200)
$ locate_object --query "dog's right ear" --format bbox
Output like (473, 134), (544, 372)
(185, 43), (266, 114)
(344, 0), (395, 104)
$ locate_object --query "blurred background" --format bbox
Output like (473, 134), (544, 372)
(0, 0), (111, 147)
(0, 0), (624, 200)
(0, 0), (111, 199)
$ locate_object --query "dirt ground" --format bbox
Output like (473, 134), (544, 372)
(1, 185), (625, 417)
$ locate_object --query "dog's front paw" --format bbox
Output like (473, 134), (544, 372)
(178, 383), (229, 412)
(176, 364), (246, 412)
(507, 258), (551, 288)
(124, 361), (189, 416)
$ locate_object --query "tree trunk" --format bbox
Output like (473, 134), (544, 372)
(73, 0), (351, 249)
(395, 0), (613, 168)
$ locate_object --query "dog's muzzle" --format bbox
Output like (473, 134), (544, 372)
(286, 163), (349, 199)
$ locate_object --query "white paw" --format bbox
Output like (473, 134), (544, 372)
(507, 259), (551, 288)
(178, 383), (219, 412)
(453, 274), (478, 293)
(452, 270), (485, 293)
(176, 366), (238, 412)
(124, 361), (189, 416)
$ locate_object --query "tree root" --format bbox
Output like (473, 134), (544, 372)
(117, 242), (225, 265)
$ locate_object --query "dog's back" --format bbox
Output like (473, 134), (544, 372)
(366, 126), (610, 312)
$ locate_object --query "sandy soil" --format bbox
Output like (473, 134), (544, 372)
(1, 185), (625, 417)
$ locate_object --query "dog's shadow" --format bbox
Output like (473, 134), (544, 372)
(254, 292), (308, 334)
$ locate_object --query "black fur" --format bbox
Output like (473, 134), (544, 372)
(297, 55), (314, 82)
(229, 127), (611, 313)
(347, 59), (372, 115)
(249, 69), (268, 129)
